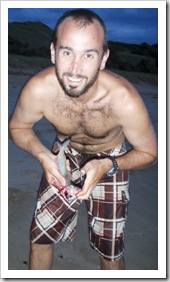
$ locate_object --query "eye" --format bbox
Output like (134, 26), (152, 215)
(63, 51), (72, 56)
(84, 53), (94, 59)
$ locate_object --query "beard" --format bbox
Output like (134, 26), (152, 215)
(55, 68), (100, 98)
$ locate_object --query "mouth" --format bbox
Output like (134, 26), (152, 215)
(67, 76), (83, 83)
(64, 73), (87, 86)
(66, 76), (84, 88)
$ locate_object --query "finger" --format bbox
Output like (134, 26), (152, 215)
(77, 190), (90, 200)
(47, 170), (66, 186)
(80, 168), (86, 175)
(77, 179), (93, 200)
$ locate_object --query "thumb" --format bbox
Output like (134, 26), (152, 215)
(80, 168), (87, 181)
(80, 168), (86, 175)
(50, 170), (66, 186)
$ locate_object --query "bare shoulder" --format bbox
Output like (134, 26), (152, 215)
(10, 67), (57, 126)
(101, 70), (146, 115)
(22, 66), (56, 98)
(100, 71), (156, 154)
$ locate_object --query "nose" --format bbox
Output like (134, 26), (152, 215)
(69, 56), (81, 75)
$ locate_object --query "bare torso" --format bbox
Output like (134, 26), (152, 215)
(37, 67), (128, 153)
(9, 18), (157, 200)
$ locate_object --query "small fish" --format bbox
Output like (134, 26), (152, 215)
(51, 137), (81, 202)
(54, 137), (71, 184)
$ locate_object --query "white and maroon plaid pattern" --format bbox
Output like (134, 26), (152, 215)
(30, 143), (129, 261)
(86, 169), (129, 261)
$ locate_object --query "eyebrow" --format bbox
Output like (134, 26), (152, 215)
(59, 46), (99, 55)
(84, 48), (99, 55)
(59, 46), (72, 51)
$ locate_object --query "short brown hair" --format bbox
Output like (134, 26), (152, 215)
(52, 9), (108, 53)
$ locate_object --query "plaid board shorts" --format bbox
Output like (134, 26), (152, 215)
(30, 142), (130, 261)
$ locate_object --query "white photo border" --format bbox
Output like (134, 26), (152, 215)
(1, 0), (166, 279)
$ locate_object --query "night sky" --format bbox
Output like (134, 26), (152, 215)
(8, 8), (158, 45)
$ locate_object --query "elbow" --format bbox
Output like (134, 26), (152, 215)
(151, 156), (158, 166)
(140, 148), (158, 167)
(9, 120), (15, 139)
(8, 119), (19, 141)
(149, 150), (158, 166)
(8, 120), (13, 137)
(9, 117), (15, 130)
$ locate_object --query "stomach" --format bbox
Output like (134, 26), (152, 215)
(58, 128), (125, 154)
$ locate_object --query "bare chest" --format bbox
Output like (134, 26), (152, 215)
(46, 97), (116, 138)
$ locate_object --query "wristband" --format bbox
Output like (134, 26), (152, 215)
(106, 156), (119, 176)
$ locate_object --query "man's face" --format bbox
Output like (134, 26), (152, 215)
(51, 17), (109, 98)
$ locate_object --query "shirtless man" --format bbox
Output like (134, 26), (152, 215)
(9, 9), (157, 270)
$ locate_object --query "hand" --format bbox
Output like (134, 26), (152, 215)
(38, 151), (70, 186)
(77, 158), (112, 200)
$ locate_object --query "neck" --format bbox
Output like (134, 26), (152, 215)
(69, 79), (99, 105)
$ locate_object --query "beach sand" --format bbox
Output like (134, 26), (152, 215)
(8, 71), (158, 271)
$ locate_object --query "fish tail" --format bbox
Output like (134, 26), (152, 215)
(55, 137), (70, 151)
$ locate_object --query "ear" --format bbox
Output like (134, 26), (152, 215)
(100, 49), (110, 70)
(50, 42), (55, 64)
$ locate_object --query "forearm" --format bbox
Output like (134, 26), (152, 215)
(115, 148), (158, 171)
(9, 127), (67, 186)
(9, 128), (51, 161)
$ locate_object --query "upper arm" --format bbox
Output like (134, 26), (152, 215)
(9, 77), (44, 130)
(120, 88), (157, 157)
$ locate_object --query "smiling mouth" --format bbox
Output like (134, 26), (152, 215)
(67, 76), (83, 83)
(64, 73), (87, 84)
